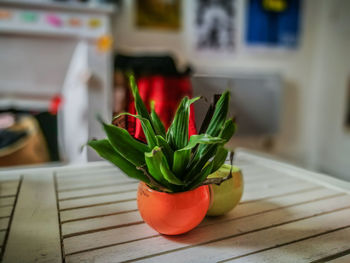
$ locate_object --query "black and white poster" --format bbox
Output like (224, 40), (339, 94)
(195, 0), (236, 52)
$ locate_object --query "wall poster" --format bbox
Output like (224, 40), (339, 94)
(135, 0), (181, 30)
(194, 0), (236, 52)
(245, 0), (301, 48)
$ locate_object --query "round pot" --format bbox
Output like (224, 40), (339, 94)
(206, 165), (243, 216)
(137, 182), (211, 235)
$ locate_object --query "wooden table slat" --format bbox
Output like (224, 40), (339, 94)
(61, 187), (338, 238)
(58, 182), (138, 200)
(0, 197), (15, 207)
(0, 175), (21, 183)
(63, 194), (350, 257)
(327, 253), (350, 263)
(56, 171), (125, 185)
(55, 165), (116, 177)
(59, 191), (137, 210)
(60, 199), (138, 223)
(57, 177), (136, 192)
(241, 180), (317, 202)
(0, 230), (5, 246)
(65, 206), (350, 262)
(1, 151), (350, 263)
(0, 181), (19, 197)
(2, 174), (62, 263)
(0, 206), (12, 218)
(133, 208), (350, 263)
(224, 227), (350, 263)
(0, 218), (9, 231)
(62, 210), (143, 237)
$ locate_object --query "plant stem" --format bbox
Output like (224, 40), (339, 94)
(200, 173), (232, 186)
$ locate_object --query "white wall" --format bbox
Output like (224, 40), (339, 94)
(114, 0), (350, 179)
(0, 37), (76, 97)
(308, 0), (350, 180)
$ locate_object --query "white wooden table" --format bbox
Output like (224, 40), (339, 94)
(1, 150), (350, 263)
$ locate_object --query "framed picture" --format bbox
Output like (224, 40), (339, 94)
(194, 0), (236, 52)
(245, 0), (301, 48)
(135, 0), (181, 30)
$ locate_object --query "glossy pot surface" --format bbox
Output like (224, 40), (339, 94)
(137, 182), (210, 235)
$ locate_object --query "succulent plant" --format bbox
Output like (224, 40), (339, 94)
(88, 75), (236, 193)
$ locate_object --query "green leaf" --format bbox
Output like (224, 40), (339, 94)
(184, 134), (225, 150)
(172, 134), (224, 177)
(145, 147), (184, 190)
(205, 90), (230, 136)
(193, 119), (235, 164)
(115, 113), (157, 149)
(188, 161), (214, 190)
(88, 139), (149, 183)
(219, 118), (236, 142)
(144, 147), (165, 185)
(195, 91), (230, 160)
(172, 148), (191, 176)
(184, 120), (234, 185)
(211, 146), (228, 173)
(186, 133), (228, 174)
(183, 144), (218, 183)
(166, 96), (201, 150)
(102, 122), (149, 167)
(144, 147), (169, 187)
(160, 155), (185, 186)
(156, 135), (174, 167)
(150, 101), (166, 137)
(128, 75), (153, 125)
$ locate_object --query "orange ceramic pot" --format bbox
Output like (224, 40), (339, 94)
(137, 182), (211, 235)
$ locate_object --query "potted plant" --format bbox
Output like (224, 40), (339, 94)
(89, 75), (237, 235)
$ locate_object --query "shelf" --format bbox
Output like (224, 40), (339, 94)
(0, 0), (115, 14)
(0, 3), (111, 39)
(0, 97), (50, 111)
(0, 24), (107, 40)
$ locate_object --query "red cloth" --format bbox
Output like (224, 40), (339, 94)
(127, 75), (197, 143)
(49, 94), (62, 115)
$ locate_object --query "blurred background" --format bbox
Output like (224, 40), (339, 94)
(0, 0), (349, 182)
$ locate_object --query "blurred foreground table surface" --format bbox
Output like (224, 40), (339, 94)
(1, 150), (350, 263)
